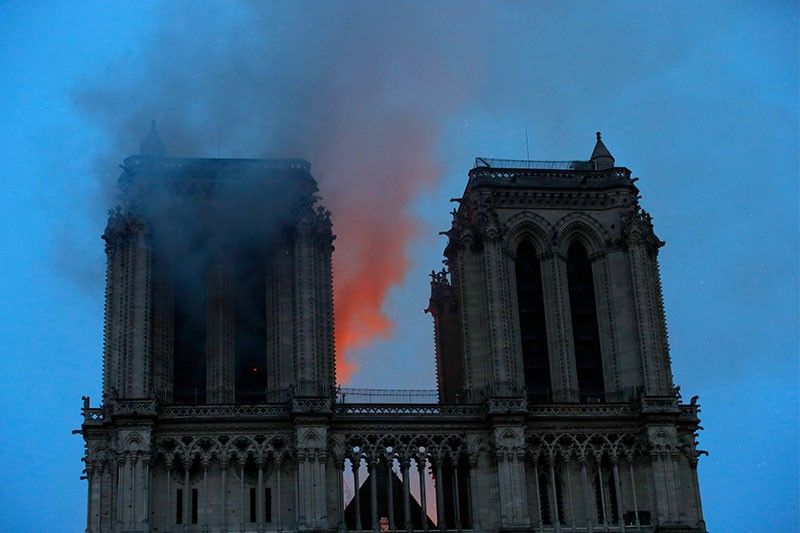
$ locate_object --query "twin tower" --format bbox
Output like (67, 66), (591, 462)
(79, 127), (707, 533)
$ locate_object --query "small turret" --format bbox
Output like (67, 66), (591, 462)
(140, 120), (166, 157)
(590, 131), (615, 170)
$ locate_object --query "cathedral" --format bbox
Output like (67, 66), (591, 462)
(78, 125), (707, 533)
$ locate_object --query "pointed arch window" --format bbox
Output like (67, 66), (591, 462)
(566, 241), (605, 402)
(514, 240), (552, 401)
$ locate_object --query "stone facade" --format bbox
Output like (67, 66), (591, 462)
(79, 128), (707, 532)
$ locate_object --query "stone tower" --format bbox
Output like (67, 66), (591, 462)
(79, 128), (706, 533)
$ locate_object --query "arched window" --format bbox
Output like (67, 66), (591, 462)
(515, 240), (551, 401)
(234, 247), (268, 403)
(566, 241), (605, 402)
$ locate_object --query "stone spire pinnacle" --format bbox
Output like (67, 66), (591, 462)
(590, 131), (615, 170)
(140, 120), (166, 157)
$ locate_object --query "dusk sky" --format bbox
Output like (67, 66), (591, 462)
(0, 1), (797, 531)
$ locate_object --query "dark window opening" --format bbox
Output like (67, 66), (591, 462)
(250, 487), (257, 522)
(593, 463), (619, 525)
(191, 488), (198, 524)
(173, 271), (207, 404)
(538, 470), (552, 525)
(515, 241), (552, 402)
(176, 488), (183, 524)
(265, 487), (272, 523)
(624, 510), (651, 526)
(235, 248), (268, 403)
(566, 242), (605, 402)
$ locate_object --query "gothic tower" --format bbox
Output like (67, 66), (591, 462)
(428, 133), (706, 531)
(79, 128), (706, 533)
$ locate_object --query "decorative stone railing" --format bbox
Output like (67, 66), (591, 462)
(527, 403), (638, 418)
(333, 403), (485, 418)
(160, 404), (288, 420)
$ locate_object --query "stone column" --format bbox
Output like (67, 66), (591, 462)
(532, 458), (543, 527)
(627, 456), (641, 531)
(417, 458), (429, 533)
(579, 456), (593, 532)
(165, 459), (173, 533)
(386, 460), (396, 531)
(612, 457), (625, 531)
(589, 252), (622, 399)
(369, 459), (379, 532)
(221, 459), (228, 531)
(548, 455), (561, 532)
(293, 206), (334, 397)
(202, 461), (209, 532)
(434, 459), (446, 532)
(481, 227), (518, 396)
(539, 251), (580, 402)
(183, 458), (192, 532)
(564, 459), (576, 529)
(257, 459), (265, 531)
(275, 459), (283, 531)
(206, 259), (235, 403)
(353, 459), (362, 532)
(625, 219), (673, 395)
(467, 456), (480, 531)
(85, 464), (95, 533)
(102, 213), (154, 400)
(452, 461), (461, 531)
(595, 455), (608, 529)
(401, 459), (412, 532)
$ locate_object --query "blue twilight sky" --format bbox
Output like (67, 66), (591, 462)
(0, 1), (797, 531)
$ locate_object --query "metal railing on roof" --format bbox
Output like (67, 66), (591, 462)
(473, 157), (595, 171)
(336, 387), (439, 404)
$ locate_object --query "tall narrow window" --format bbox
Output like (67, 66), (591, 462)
(173, 270), (207, 404)
(176, 488), (183, 524)
(191, 488), (199, 524)
(235, 248), (268, 403)
(250, 487), (257, 522)
(566, 242), (605, 402)
(515, 241), (552, 401)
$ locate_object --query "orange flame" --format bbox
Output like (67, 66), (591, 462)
(319, 121), (440, 384)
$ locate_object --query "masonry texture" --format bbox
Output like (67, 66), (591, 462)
(78, 127), (707, 533)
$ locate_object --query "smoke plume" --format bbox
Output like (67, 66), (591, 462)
(76, 2), (487, 382)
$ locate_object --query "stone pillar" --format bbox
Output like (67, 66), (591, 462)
(452, 461), (461, 531)
(417, 458), (429, 533)
(369, 459), (379, 532)
(202, 461), (209, 532)
(493, 425), (530, 530)
(481, 227), (518, 396)
(579, 456), (593, 532)
(221, 459), (228, 531)
(548, 456), (561, 532)
(257, 460), (265, 531)
(402, 459), (412, 532)
(102, 212), (154, 400)
(625, 215), (673, 396)
(353, 459), (362, 532)
(206, 259), (235, 403)
(595, 455), (608, 529)
(387, 460), (396, 531)
(589, 252), (622, 400)
(467, 456), (480, 531)
(539, 251), (580, 402)
(612, 457), (625, 530)
(293, 206), (334, 397)
(434, 459), (446, 532)
(184, 458), (192, 532)
(85, 464), (95, 533)
(627, 456), (641, 530)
